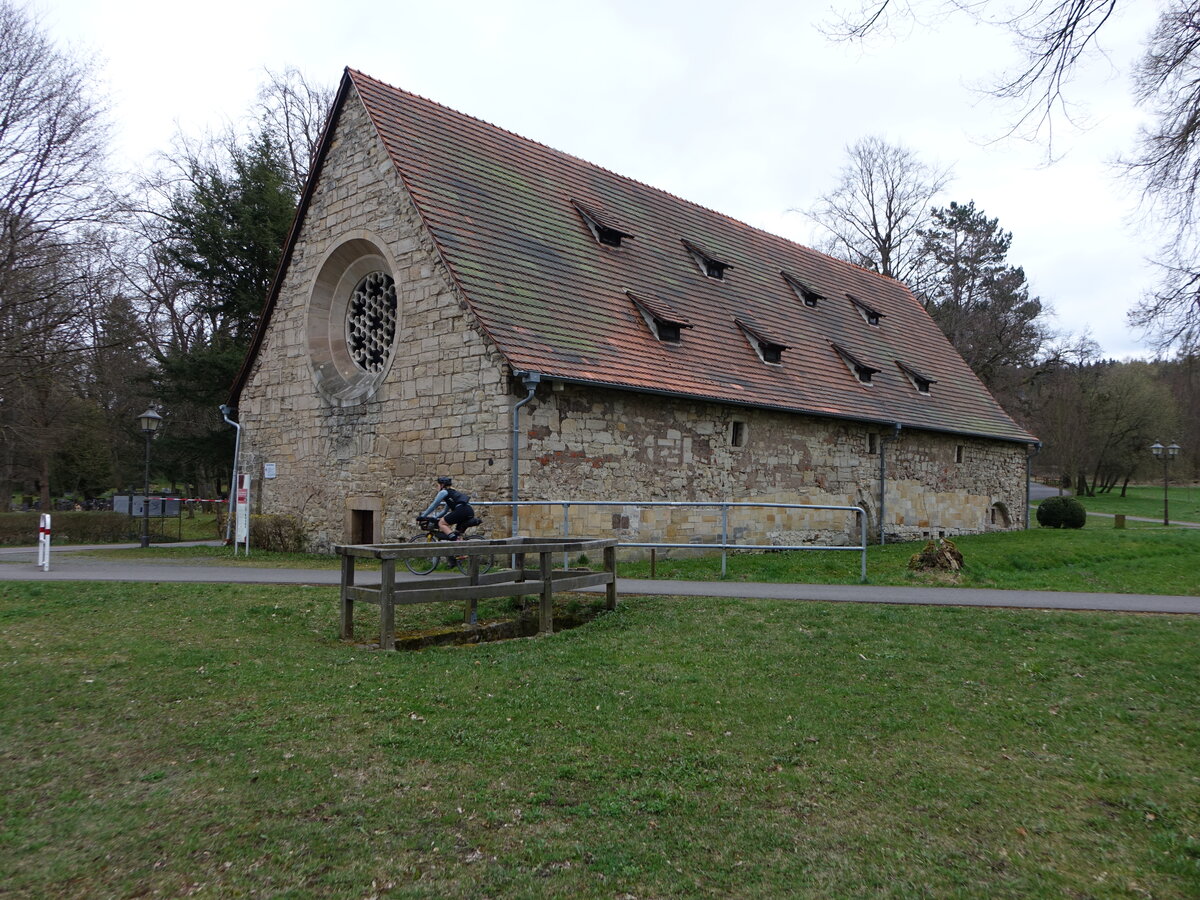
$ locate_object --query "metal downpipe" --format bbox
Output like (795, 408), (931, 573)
(510, 372), (541, 538)
(218, 404), (241, 543)
(879, 423), (901, 545)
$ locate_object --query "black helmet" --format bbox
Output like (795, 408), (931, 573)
(437, 476), (452, 486)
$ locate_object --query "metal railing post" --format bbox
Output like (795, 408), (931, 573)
(721, 503), (729, 577)
(562, 502), (570, 567)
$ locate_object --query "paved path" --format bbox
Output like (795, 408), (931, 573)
(1, 543), (1196, 615)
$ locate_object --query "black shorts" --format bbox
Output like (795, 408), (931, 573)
(444, 505), (475, 529)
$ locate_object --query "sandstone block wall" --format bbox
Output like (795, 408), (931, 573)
(236, 93), (513, 551)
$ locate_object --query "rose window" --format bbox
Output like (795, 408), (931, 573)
(345, 272), (397, 372)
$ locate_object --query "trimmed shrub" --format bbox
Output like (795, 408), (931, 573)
(0, 512), (138, 546)
(1036, 496), (1087, 529)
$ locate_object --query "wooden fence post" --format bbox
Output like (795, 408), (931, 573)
(539, 550), (553, 634)
(340, 554), (356, 640)
(379, 558), (396, 651)
(605, 544), (617, 610)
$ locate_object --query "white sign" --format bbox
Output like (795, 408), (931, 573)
(263, 463), (277, 479)
(37, 514), (50, 571)
(235, 473), (251, 547)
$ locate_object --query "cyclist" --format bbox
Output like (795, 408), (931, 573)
(419, 476), (476, 540)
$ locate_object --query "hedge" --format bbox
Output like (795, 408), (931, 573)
(0, 512), (138, 546)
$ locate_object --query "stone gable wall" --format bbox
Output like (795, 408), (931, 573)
(237, 91), (514, 550)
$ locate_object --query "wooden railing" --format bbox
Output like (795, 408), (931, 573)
(335, 536), (617, 650)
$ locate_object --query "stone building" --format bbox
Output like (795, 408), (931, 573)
(228, 68), (1038, 551)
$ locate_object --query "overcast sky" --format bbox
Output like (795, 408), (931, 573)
(43, 0), (1164, 358)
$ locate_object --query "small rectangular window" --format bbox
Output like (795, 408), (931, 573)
(657, 322), (681, 343)
(868, 433), (879, 454)
(731, 421), (747, 447)
(955, 444), (964, 464)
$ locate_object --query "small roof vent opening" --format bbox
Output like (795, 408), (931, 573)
(683, 239), (732, 280)
(897, 361), (936, 395)
(833, 344), (880, 385)
(781, 271), (823, 308)
(627, 291), (692, 344)
(736, 319), (789, 365)
(572, 199), (633, 248)
(848, 294), (884, 326)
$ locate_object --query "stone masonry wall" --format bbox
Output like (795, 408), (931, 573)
(237, 92), (514, 551)
(510, 383), (1028, 546)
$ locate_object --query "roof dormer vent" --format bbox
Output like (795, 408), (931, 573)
(627, 291), (692, 344)
(833, 343), (880, 384)
(781, 271), (823, 308)
(683, 239), (731, 280)
(897, 361), (936, 394)
(736, 318), (789, 365)
(572, 199), (633, 248)
(848, 294), (884, 326)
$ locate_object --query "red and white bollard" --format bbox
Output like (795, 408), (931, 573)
(37, 514), (50, 571)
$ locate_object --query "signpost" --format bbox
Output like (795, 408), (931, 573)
(234, 473), (251, 556)
(37, 514), (50, 571)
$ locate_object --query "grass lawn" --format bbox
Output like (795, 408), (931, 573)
(72, 524), (1200, 595)
(617, 526), (1200, 596)
(1, 581), (1198, 898)
(1035, 483), (1200, 524)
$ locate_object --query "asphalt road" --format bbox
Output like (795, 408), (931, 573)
(2, 543), (1197, 615)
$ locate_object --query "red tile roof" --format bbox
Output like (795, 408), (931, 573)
(235, 69), (1037, 444)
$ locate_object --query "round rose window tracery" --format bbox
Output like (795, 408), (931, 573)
(306, 238), (400, 407)
(346, 272), (397, 372)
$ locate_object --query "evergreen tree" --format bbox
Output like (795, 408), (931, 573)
(918, 201), (1050, 403)
(146, 130), (297, 496)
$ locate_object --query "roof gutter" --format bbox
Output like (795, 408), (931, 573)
(511, 371), (541, 537)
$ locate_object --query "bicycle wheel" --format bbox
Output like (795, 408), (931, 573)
(403, 532), (439, 575)
(454, 537), (495, 575)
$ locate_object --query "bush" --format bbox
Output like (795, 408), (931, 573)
(249, 514), (308, 553)
(0, 512), (138, 546)
(1036, 496), (1087, 529)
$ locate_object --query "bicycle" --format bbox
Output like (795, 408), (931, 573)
(404, 516), (496, 576)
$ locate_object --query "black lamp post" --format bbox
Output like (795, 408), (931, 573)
(138, 408), (163, 548)
(1149, 441), (1181, 527)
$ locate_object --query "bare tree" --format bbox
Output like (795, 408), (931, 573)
(826, 0), (1120, 141)
(0, 1), (111, 303)
(826, 0), (1200, 354)
(805, 136), (951, 287)
(255, 67), (335, 197)
(0, 1), (113, 507)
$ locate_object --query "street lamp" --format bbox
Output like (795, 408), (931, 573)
(137, 408), (163, 548)
(1149, 441), (1182, 527)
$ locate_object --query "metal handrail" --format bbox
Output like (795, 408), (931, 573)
(473, 499), (868, 582)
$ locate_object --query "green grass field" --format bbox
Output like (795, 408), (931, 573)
(2, 581), (1198, 898)
(1036, 483), (1200, 523)
(76, 521), (1200, 596)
